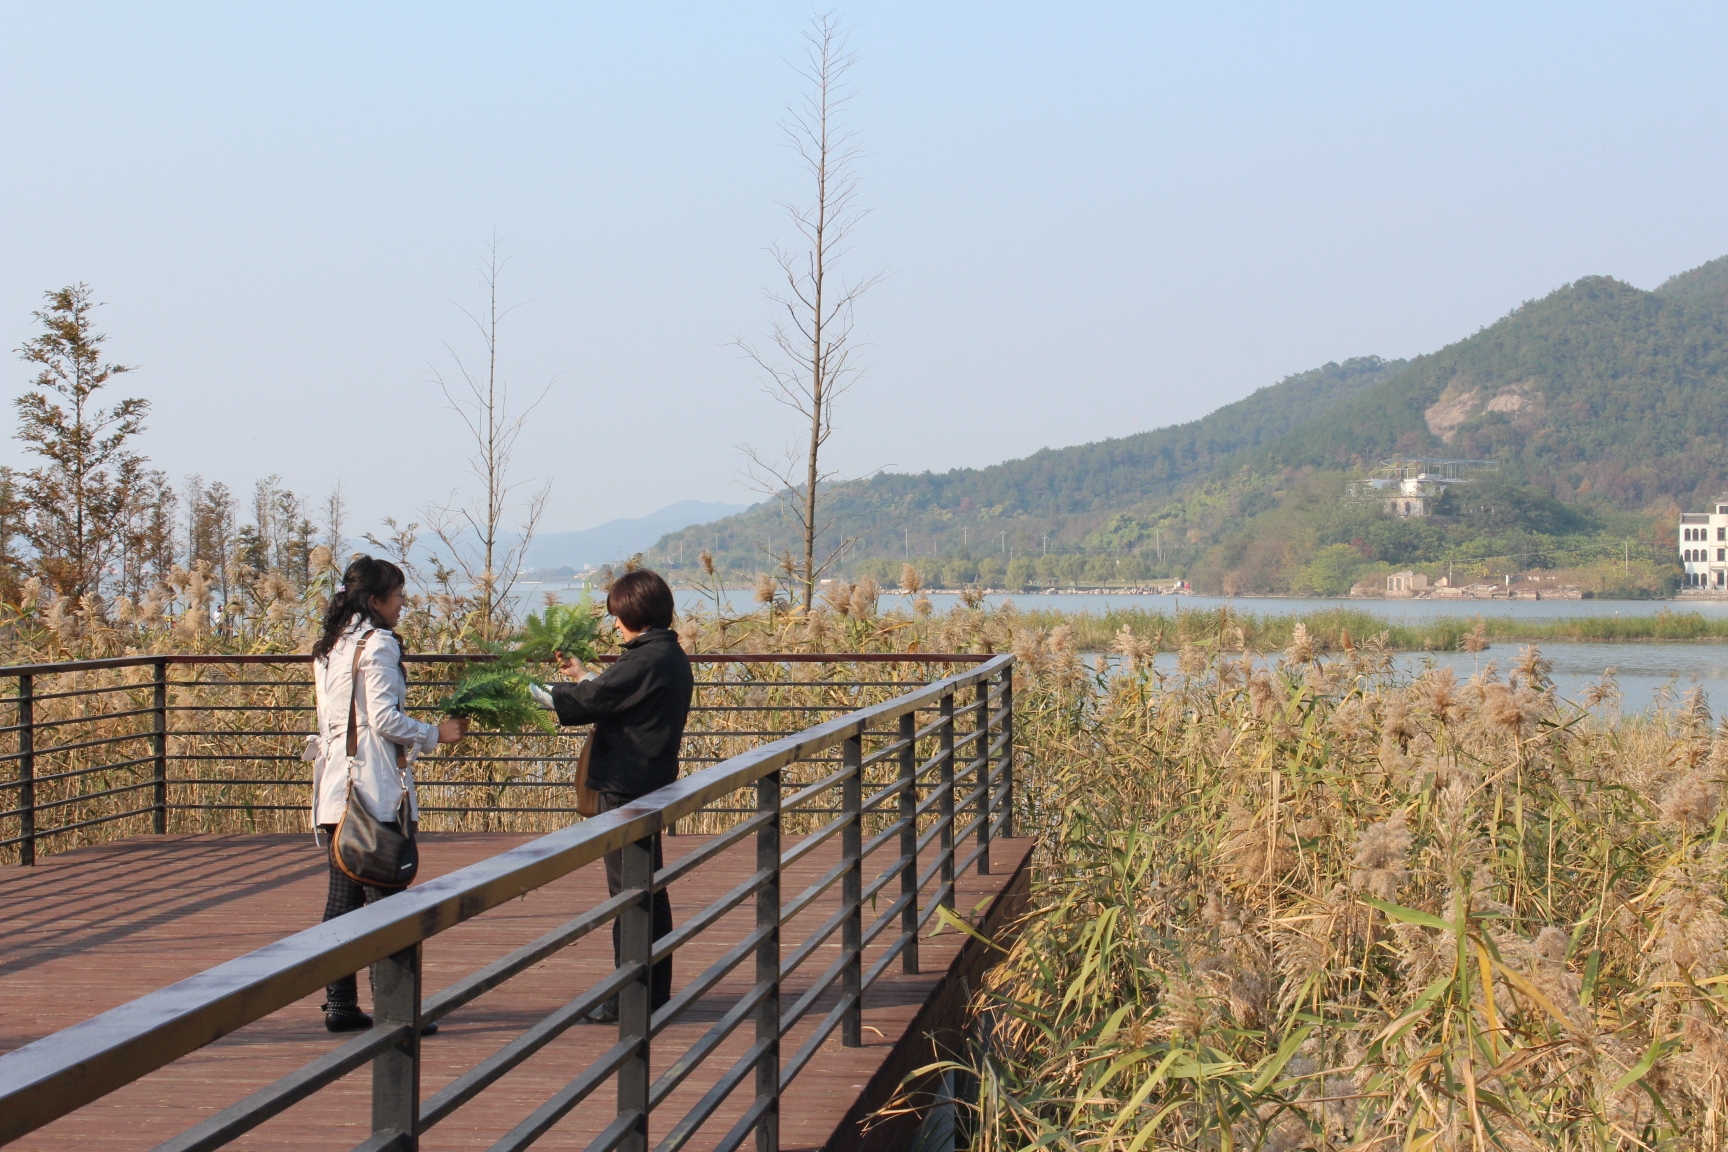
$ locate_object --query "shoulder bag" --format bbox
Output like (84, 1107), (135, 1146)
(332, 629), (420, 889)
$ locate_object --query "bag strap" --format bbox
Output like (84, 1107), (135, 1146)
(345, 629), (376, 759)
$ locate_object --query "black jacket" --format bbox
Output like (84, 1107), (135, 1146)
(551, 628), (694, 798)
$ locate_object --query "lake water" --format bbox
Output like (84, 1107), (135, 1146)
(1133, 643), (1728, 715)
(516, 583), (1726, 622)
(516, 583), (1728, 713)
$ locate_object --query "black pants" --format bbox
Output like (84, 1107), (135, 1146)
(598, 792), (673, 1010)
(319, 823), (388, 1008)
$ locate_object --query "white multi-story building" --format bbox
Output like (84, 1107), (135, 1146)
(1679, 498), (1728, 591)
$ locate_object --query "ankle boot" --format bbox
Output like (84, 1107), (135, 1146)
(322, 1001), (373, 1033)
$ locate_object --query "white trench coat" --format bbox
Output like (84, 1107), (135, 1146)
(309, 619), (439, 827)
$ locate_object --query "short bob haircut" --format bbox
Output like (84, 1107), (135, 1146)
(607, 569), (676, 632)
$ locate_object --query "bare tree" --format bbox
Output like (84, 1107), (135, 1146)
(737, 12), (880, 611)
(425, 239), (552, 643)
(320, 481), (348, 561)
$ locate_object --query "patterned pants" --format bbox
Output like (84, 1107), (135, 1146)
(319, 825), (386, 1008)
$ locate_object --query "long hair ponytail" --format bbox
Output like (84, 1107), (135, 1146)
(311, 555), (406, 661)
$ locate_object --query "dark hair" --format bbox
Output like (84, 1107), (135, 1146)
(311, 555), (407, 661)
(607, 568), (675, 632)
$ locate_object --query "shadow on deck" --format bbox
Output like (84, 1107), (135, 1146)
(0, 831), (1033, 1151)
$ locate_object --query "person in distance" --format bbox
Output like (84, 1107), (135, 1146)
(309, 556), (467, 1033)
(530, 568), (693, 1020)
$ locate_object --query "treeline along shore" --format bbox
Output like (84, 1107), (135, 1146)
(1018, 604), (1728, 652)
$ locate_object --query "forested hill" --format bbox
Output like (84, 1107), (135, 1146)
(656, 253), (1728, 593)
(1242, 260), (1728, 509)
(658, 355), (1405, 573)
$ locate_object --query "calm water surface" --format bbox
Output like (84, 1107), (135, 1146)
(522, 584), (1728, 713)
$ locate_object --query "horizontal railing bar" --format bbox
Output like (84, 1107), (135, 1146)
(861, 851), (914, 905)
(0, 754), (157, 791)
(859, 777), (911, 815)
(861, 928), (918, 994)
(481, 1037), (640, 1152)
(651, 866), (772, 966)
(687, 704), (857, 713)
(423, 889), (641, 1023)
(707, 1090), (777, 1152)
(859, 817), (913, 864)
(420, 963), (642, 1129)
(779, 854), (851, 925)
(654, 1037), (775, 1152)
(166, 730), (316, 739)
(579, 1106), (643, 1152)
(167, 754), (302, 762)
(649, 978), (773, 1109)
(778, 902), (850, 984)
(0, 681), (153, 704)
(0, 805), (161, 848)
(650, 927), (773, 1041)
(652, 810), (770, 890)
(15, 778), (157, 816)
(165, 704), (313, 713)
(0, 704), (157, 735)
(914, 883), (956, 934)
(780, 764), (853, 813)
(780, 949), (853, 1036)
(912, 713), (950, 742)
(955, 838), (989, 878)
(0, 728), (153, 763)
(861, 891), (916, 950)
(914, 824), (956, 881)
(150, 1023), (411, 1152)
(857, 735), (913, 770)
(0, 653), (1013, 1143)
(778, 811), (849, 870)
(779, 992), (857, 1090)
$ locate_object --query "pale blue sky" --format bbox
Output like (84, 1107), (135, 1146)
(4, 3), (1726, 534)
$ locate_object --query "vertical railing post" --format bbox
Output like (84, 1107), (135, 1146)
(938, 693), (955, 911)
(755, 768), (781, 1152)
(897, 710), (919, 974)
(973, 678), (991, 876)
(617, 832), (655, 1152)
(841, 730), (863, 1047)
(1000, 666), (1015, 839)
(152, 658), (168, 835)
(17, 675), (34, 867)
(371, 942), (422, 1149)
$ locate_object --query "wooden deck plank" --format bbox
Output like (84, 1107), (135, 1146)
(0, 830), (1032, 1151)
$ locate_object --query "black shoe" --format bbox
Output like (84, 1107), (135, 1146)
(323, 1003), (373, 1033)
(585, 1000), (619, 1025)
(420, 1019), (439, 1036)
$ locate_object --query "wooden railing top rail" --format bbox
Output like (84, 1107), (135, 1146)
(0, 653), (1014, 1144)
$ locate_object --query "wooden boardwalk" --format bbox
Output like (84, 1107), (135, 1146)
(0, 830), (1033, 1152)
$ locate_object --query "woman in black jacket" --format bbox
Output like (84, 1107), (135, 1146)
(532, 568), (692, 1019)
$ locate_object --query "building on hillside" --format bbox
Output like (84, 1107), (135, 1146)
(1350, 458), (1499, 518)
(1386, 571), (1429, 596)
(1678, 497), (1728, 591)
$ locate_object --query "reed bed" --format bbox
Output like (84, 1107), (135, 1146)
(1012, 604), (1728, 653)
(920, 624), (1728, 1151)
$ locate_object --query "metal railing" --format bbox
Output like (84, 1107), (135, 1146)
(0, 653), (1015, 1152)
(0, 652), (997, 863)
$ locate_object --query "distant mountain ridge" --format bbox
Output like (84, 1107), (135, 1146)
(650, 253), (1728, 594)
(527, 500), (749, 571)
(654, 356), (1406, 572)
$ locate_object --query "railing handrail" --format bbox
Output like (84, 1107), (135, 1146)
(0, 651), (995, 678)
(0, 652), (1014, 1144)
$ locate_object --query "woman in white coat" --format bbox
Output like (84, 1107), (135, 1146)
(310, 555), (466, 1032)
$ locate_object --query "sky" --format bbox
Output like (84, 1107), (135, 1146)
(4, 3), (1728, 538)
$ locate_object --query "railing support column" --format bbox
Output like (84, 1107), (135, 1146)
(841, 731), (863, 1047)
(17, 675), (33, 867)
(939, 693), (955, 911)
(974, 679), (990, 876)
(152, 659), (168, 835)
(1000, 671), (1014, 839)
(617, 833), (655, 1152)
(897, 710), (919, 974)
(371, 942), (422, 1149)
(755, 769), (781, 1152)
